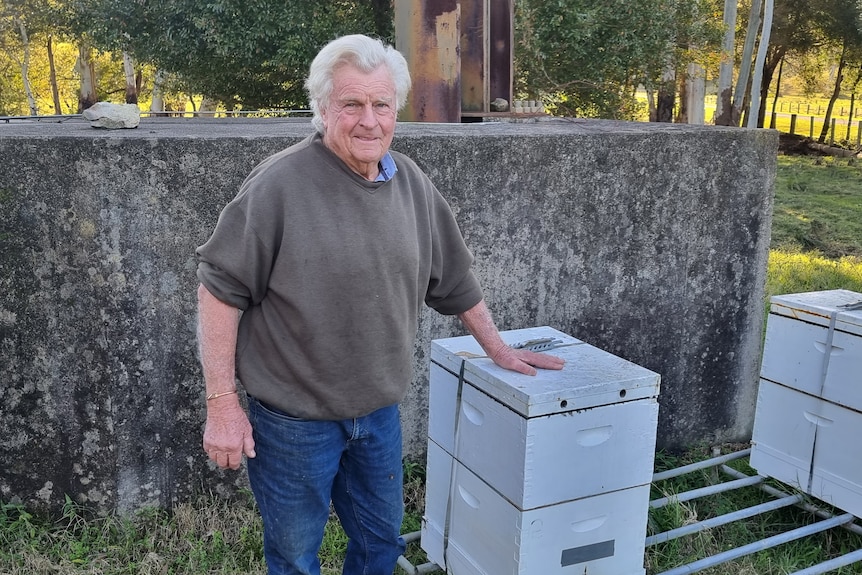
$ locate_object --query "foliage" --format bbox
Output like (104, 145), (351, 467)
(65, 0), (393, 110)
(0, 0), (57, 114)
(0, 36), (134, 115)
(1, 492), (267, 574)
(514, 0), (722, 119)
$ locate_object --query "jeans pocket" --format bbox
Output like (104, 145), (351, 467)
(249, 395), (308, 423)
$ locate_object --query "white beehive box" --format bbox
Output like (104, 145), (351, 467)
(423, 440), (652, 575)
(422, 326), (661, 575)
(751, 379), (862, 515)
(751, 289), (862, 516)
(760, 289), (862, 409)
(427, 326), (660, 509)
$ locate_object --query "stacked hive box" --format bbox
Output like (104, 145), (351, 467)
(751, 289), (862, 516)
(421, 326), (661, 575)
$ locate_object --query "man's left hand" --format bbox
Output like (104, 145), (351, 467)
(487, 344), (566, 376)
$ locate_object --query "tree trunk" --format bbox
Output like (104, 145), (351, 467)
(714, 0), (738, 125)
(847, 92), (855, 142)
(686, 62), (706, 124)
(76, 43), (98, 112)
(122, 51), (138, 104)
(655, 68), (675, 123)
(819, 42), (847, 143)
(755, 46), (785, 129)
(15, 16), (38, 116)
(747, 0), (774, 128)
(150, 69), (166, 114)
(647, 88), (657, 122)
(769, 54), (784, 129)
(733, 0), (762, 126)
(47, 35), (62, 115)
(676, 71), (688, 124)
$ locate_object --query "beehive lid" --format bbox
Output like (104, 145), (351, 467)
(430, 326), (660, 417)
(770, 290), (862, 337)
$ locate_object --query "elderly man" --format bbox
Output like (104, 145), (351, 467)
(196, 34), (563, 575)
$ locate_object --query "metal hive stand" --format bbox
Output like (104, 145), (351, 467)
(396, 447), (862, 575)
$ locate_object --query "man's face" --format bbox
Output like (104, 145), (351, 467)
(321, 64), (397, 179)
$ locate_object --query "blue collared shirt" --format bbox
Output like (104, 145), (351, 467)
(375, 152), (398, 182)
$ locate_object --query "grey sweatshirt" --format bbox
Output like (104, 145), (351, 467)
(196, 133), (483, 419)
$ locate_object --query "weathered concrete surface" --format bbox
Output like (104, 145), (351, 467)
(0, 117), (777, 513)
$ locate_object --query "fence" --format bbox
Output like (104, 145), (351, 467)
(762, 96), (861, 147)
(768, 112), (862, 149)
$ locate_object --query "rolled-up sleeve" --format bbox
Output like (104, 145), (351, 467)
(196, 200), (276, 311)
(424, 190), (484, 316)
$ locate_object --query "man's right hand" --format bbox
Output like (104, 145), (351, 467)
(203, 399), (256, 470)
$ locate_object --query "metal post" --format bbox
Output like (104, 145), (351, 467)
(488, 0), (514, 108)
(460, 0), (488, 113)
(395, 0), (461, 122)
(459, 0), (513, 117)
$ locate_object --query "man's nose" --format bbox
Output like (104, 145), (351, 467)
(358, 103), (377, 126)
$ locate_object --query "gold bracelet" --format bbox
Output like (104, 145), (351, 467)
(206, 389), (239, 401)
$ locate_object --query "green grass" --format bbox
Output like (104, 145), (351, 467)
(0, 468), (427, 575)
(3, 153), (862, 574)
(0, 493), (267, 575)
(771, 156), (862, 259)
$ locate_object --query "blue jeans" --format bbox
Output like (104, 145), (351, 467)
(247, 396), (406, 575)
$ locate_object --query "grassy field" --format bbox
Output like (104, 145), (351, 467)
(2, 154), (862, 574)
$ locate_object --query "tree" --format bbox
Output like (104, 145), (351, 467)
(747, 0), (774, 128)
(814, 0), (862, 142)
(46, 33), (61, 113)
(70, 0), (394, 110)
(0, 0), (56, 115)
(514, 0), (721, 120)
(714, 0), (738, 125)
(751, 0), (823, 127)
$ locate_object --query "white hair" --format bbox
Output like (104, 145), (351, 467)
(305, 34), (412, 133)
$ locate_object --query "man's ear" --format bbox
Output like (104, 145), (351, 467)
(319, 106), (329, 130)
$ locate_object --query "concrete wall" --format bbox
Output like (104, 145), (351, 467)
(0, 118), (777, 513)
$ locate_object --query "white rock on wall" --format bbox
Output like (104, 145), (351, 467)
(82, 102), (141, 129)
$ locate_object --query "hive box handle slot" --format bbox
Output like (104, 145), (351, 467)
(458, 486), (480, 509)
(803, 411), (834, 427)
(576, 425), (613, 447)
(570, 515), (608, 532)
(461, 401), (485, 426)
(814, 340), (845, 355)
